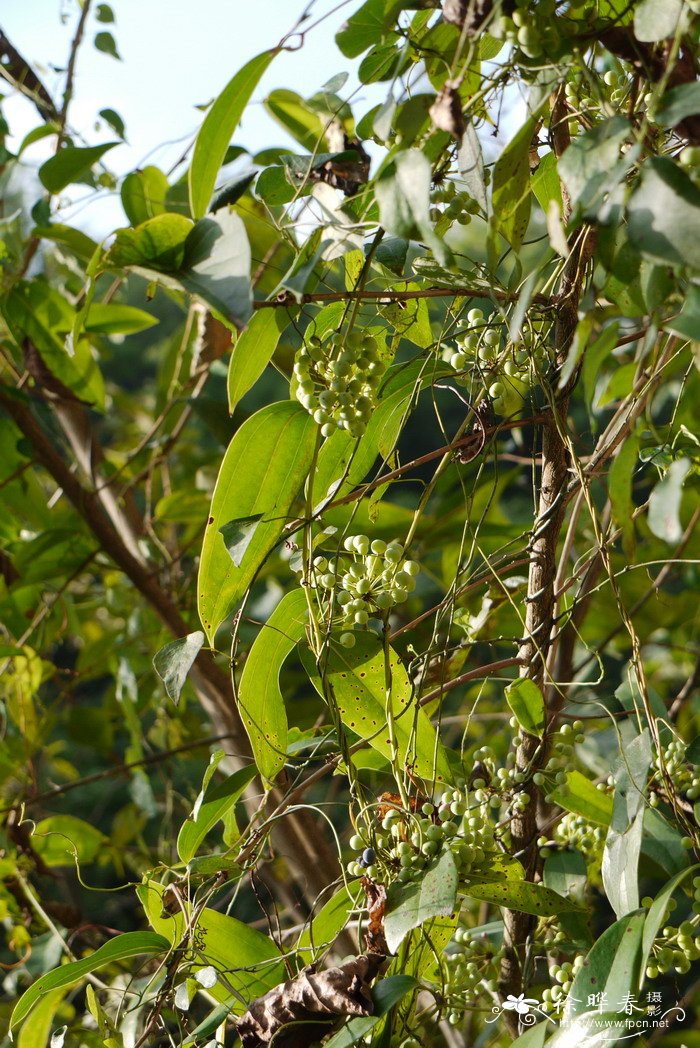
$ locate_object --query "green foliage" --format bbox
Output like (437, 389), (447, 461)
(0, 0), (698, 1045)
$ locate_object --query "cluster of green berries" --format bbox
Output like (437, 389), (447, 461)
(647, 901), (700, 979)
(430, 180), (483, 224)
(545, 811), (606, 869)
(346, 780), (498, 885)
(490, 0), (561, 59)
(443, 926), (503, 1022)
(293, 330), (387, 438)
(651, 736), (699, 805)
(305, 536), (418, 647)
(540, 955), (585, 1013)
(531, 721), (585, 800)
(443, 310), (553, 417)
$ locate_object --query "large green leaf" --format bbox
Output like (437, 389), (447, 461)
(176, 764), (257, 862)
(563, 911), (645, 1022)
(300, 631), (452, 783)
(548, 770), (614, 826)
(84, 302), (158, 335)
(107, 213), (194, 271)
(627, 157), (700, 269)
(138, 881), (284, 1009)
(39, 141), (118, 193)
(228, 308), (290, 413)
(238, 587), (308, 781)
(31, 815), (106, 867)
(180, 209), (252, 328)
(384, 849), (458, 953)
(642, 864), (700, 971)
(264, 89), (328, 152)
(634, 0), (684, 41)
(189, 50), (278, 219)
(10, 931), (169, 1029)
(197, 401), (316, 643)
(462, 877), (581, 917)
(336, 0), (392, 58)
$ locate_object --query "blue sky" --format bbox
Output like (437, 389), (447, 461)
(2, 0), (368, 231)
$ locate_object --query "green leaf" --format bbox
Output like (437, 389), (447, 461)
(120, 166), (169, 225)
(323, 976), (418, 1048)
(548, 769), (613, 826)
(17, 987), (66, 1048)
(180, 209), (252, 328)
(648, 457), (691, 543)
(558, 117), (630, 216)
(107, 213), (193, 271)
(10, 932), (169, 1030)
(608, 433), (639, 559)
(462, 877), (581, 917)
(457, 122), (487, 212)
(189, 50), (278, 219)
(264, 89), (328, 152)
(602, 730), (651, 919)
(99, 107), (125, 138)
(384, 849), (458, 953)
(490, 115), (538, 252)
(197, 401), (316, 643)
(238, 588), (308, 781)
(84, 302), (158, 335)
(300, 631), (452, 783)
(228, 308), (290, 413)
(531, 150), (563, 214)
(375, 149), (451, 266)
(511, 1022), (548, 1048)
(31, 815), (106, 867)
(642, 864), (699, 969)
(94, 30), (121, 60)
(564, 911), (645, 1022)
(39, 142), (119, 194)
(18, 122), (60, 155)
(32, 222), (99, 263)
(634, 0), (684, 41)
(546, 1012), (628, 1048)
(336, 0), (392, 58)
(176, 765), (257, 863)
(583, 322), (620, 418)
(654, 82), (700, 126)
(505, 678), (545, 737)
(138, 881), (284, 1009)
(627, 157), (700, 269)
(153, 630), (205, 705)
(2, 280), (105, 407)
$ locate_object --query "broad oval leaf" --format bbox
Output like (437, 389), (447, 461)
(84, 302), (158, 335)
(107, 213), (193, 271)
(10, 931), (169, 1030)
(39, 142), (119, 194)
(197, 401), (316, 643)
(384, 848), (458, 953)
(505, 678), (545, 738)
(120, 165), (169, 225)
(176, 764), (257, 863)
(627, 157), (700, 269)
(31, 815), (106, 867)
(602, 729), (651, 919)
(300, 631), (452, 783)
(548, 770), (614, 826)
(238, 587), (308, 781)
(153, 630), (205, 705)
(462, 877), (581, 917)
(189, 50), (278, 219)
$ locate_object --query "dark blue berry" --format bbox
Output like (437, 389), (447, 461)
(362, 847), (376, 866)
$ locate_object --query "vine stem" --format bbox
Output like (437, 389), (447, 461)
(253, 286), (554, 309)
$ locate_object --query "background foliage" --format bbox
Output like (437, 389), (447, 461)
(0, 0), (699, 1045)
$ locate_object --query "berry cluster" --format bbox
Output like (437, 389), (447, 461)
(443, 310), (553, 417)
(651, 736), (699, 804)
(430, 180), (483, 225)
(443, 925), (503, 1022)
(293, 331), (388, 438)
(647, 899), (700, 979)
(532, 721), (585, 799)
(543, 812), (606, 869)
(304, 536), (419, 646)
(490, 0), (561, 59)
(540, 955), (585, 1013)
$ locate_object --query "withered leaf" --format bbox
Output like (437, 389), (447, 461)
(237, 953), (386, 1048)
(362, 878), (389, 956)
(429, 84), (466, 139)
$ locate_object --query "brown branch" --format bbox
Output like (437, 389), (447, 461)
(57, 0), (93, 146)
(0, 29), (60, 121)
(253, 286), (554, 310)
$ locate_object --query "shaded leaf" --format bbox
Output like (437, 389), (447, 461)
(153, 630), (205, 704)
(219, 515), (264, 567)
(107, 213), (193, 271)
(648, 457), (691, 543)
(120, 165), (169, 225)
(31, 815), (106, 867)
(462, 877), (581, 917)
(654, 82), (700, 126)
(608, 433), (639, 559)
(94, 31), (121, 60)
(180, 209), (252, 328)
(627, 157), (700, 269)
(490, 115), (537, 251)
(634, 0), (684, 41)
(457, 121), (487, 211)
(39, 142), (118, 193)
(376, 149), (450, 266)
